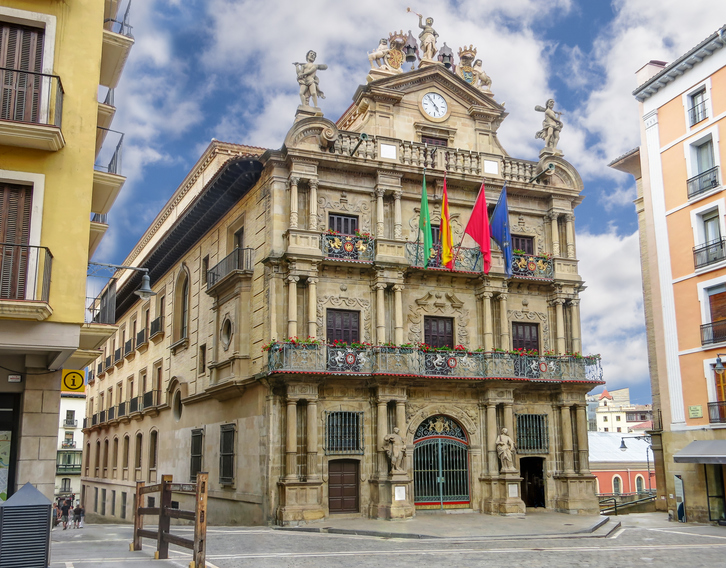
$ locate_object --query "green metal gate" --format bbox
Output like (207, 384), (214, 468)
(413, 416), (470, 509)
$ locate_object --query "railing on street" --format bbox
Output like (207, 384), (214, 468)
(0, 67), (64, 128)
(701, 320), (726, 346)
(405, 242), (482, 271)
(267, 344), (603, 383)
(693, 239), (726, 269)
(0, 243), (53, 303)
(322, 234), (375, 262)
(687, 166), (720, 198)
(207, 248), (254, 287)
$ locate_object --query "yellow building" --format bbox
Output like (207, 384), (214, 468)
(0, 0), (132, 501)
(610, 25), (726, 523)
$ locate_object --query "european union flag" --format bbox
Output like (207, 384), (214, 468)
(490, 186), (512, 277)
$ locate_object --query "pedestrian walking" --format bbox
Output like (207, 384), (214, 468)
(60, 499), (71, 530)
(78, 504), (85, 528)
(73, 504), (82, 529)
(51, 502), (59, 529)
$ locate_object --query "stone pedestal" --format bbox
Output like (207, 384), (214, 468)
(370, 473), (415, 520)
(276, 480), (326, 525)
(295, 105), (324, 122)
(552, 473), (600, 515)
(539, 147), (563, 158)
(418, 59), (441, 69)
(366, 67), (401, 83)
(479, 472), (526, 515)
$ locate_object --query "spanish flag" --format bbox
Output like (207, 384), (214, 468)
(441, 176), (454, 270)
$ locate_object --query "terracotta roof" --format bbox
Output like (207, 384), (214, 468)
(599, 388), (613, 400)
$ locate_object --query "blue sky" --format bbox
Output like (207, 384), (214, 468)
(98, 0), (726, 404)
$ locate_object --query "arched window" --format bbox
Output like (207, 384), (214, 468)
(135, 433), (143, 480)
(122, 435), (130, 479)
(636, 475), (645, 493)
(112, 437), (119, 476)
(613, 476), (622, 494)
(103, 439), (109, 477)
(85, 441), (91, 475)
(149, 430), (158, 482)
(95, 440), (101, 477)
(173, 268), (190, 343)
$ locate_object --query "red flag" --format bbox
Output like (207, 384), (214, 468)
(441, 177), (454, 270)
(463, 181), (492, 273)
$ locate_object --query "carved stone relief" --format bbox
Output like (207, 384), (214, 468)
(407, 291), (470, 348)
(514, 215), (546, 255)
(317, 295), (372, 342)
(507, 310), (551, 351)
(405, 404), (478, 442)
(408, 209), (464, 242)
(317, 193), (372, 233)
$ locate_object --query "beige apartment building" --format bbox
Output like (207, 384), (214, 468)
(82, 52), (603, 524)
(610, 25), (726, 523)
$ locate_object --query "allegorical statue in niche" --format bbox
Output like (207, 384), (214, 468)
(384, 427), (407, 473)
(294, 50), (328, 108)
(496, 427), (516, 472)
(535, 98), (564, 151)
(407, 8), (438, 60)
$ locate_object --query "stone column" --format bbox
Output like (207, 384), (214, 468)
(377, 400), (388, 477)
(287, 276), (299, 339)
(307, 400), (319, 480)
(549, 211), (560, 257)
(285, 399), (298, 480)
(393, 285), (404, 345)
(376, 188), (385, 238)
(396, 400), (406, 432)
(553, 298), (566, 355)
(503, 403), (514, 435)
(560, 404), (575, 474)
(375, 283), (387, 345)
(309, 179), (318, 231)
(565, 214), (575, 259)
(393, 190), (402, 239)
(498, 293), (509, 350)
(570, 299), (582, 354)
(307, 278), (318, 338)
(482, 292), (493, 351)
(575, 404), (590, 474)
(486, 403), (498, 475)
(289, 177), (299, 229)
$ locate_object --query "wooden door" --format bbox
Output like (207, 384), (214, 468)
(328, 459), (359, 513)
(512, 322), (539, 351)
(0, 183), (31, 300)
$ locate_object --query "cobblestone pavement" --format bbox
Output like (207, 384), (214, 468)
(50, 513), (726, 568)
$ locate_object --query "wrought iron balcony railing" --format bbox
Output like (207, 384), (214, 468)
(114, 348), (122, 363)
(141, 391), (157, 410)
(207, 247), (254, 287)
(99, 410), (106, 423)
(322, 234), (375, 262)
(694, 239), (726, 269)
(688, 100), (708, 126)
(108, 406), (115, 420)
(136, 327), (147, 347)
(405, 242), (482, 271)
(104, 355), (112, 370)
(149, 315), (164, 338)
(63, 419), (78, 428)
(87, 370), (94, 383)
(0, 67), (64, 127)
(267, 344), (603, 383)
(0, 243), (53, 303)
(61, 440), (76, 449)
(97, 361), (104, 375)
(117, 401), (126, 417)
(92, 413), (98, 426)
(701, 320), (726, 346)
(129, 396), (139, 413)
(124, 338), (133, 356)
(708, 401), (726, 424)
(512, 253), (554, 279)
(83, 417), (88, 429)
(687, 166), (720, 198)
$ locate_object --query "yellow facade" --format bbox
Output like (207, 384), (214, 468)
(0, 0), (131, 501)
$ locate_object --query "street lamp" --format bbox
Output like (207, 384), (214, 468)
(88, 262), (156, 300)
(620, 435), (653, 494)
(714, 354), (726, 375)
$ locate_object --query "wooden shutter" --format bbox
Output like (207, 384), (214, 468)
(0, 23), (44, 123)
(424, 316), (454, 348)
(512, 322), (539, 351)
(710, 292), (726, 322)
(0, 183), (32, 300)
(328, 214), (358, 235)
(512, 235), (534, 255)
(326, 309), (360, 343)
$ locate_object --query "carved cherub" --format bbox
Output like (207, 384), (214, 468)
(294, 50), (328, 107)
(535, 99), (564, 150)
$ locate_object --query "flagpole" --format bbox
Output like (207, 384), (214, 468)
(415, 167), (425, 268)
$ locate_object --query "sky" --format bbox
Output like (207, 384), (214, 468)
(97, 0), (726, 404)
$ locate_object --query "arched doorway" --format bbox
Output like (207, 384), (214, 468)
(520, 456), (546, 507)
(413, 415), (470, 509)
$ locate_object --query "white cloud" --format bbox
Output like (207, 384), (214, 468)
(577, 228), (648, 389)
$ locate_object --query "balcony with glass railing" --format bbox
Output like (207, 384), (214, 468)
(93, 127), (126, 221)
(101, 0), (134, 89)
(0, 243), (53, 320)
(207, 248), (254, 289)
(0, 68), (65, 150)
(694, 239), (726, 269)
(687, 166), (720, 199)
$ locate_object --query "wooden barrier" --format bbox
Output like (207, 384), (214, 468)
(131, 472), (208, 568)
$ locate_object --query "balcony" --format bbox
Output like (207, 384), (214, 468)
(689, 100), (708, 126)
(708, 401), (726, 424)
(512, 253), (554, 280)
(149, 315), (164, 341)
(124, 338), (134, 357)
(61, 440), (76, 449)
(136, 328), (148, 350)
(92, 413), (98, 426)
(322, 233), (375, 263)
(267, 344), (603, 383)
(117, 401), (126, 418)
(87, 370), (95, 384)
(97, 361), (104, 376)
(108, 406), (115, 421)
(140, 391), (158, 410)
(405, 242), (482, 272)
(701, 320), (726, 346)
(99, 410), (107, 423)
(114, 348), (122, 364)
(694, 239), (726, 269)
(0, 243), (53, 321)
(129, 396), (139, 413)
(100, 1), (134, 88)
(0, 68), (65, 151)
(93, 128), (126, 216)
(89, 213), (109, 259)
(63, 419), (78, 428)
(207, 247), (254, 289)
(104, 355), (112, 370)
(687, 166), (720, 199)
(56, 463), (81, 475)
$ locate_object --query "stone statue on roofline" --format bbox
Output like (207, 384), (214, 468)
(294, 50), (328, 108)
(407, 7), (438, 62)
(535, 98), (564, 156)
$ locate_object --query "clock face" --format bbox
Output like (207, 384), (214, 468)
(421, 92), (448, 119)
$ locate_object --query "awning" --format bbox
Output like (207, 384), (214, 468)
(673, 440), (726, 464)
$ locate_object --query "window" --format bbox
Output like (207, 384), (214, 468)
(296, 401), (308, 481)
(121, 492), (127, 520)
(103, 439), (109, 477)
(202, 255), (209, 286)
(190, 428), (203, 481)
(636, 475), (645, 493)
(198, 344), (206, 375)
(233, 227), (244, 249)
(135, 433), (142, 480)
(95, 440), (100, 476)
(111, 490), (116, 516)
(326, 309), (359, 344)
(219, 424), (235, 484)
(694, 208), (725, 269)
(603, 416), (608, 422)
(705, 464), (726, 521)
(512, 322), (538, 351)
(424, 316), (454, 348)
(122, 435), (129, 470)
(173, 269), (190, 342)
(515, 414), (549, 454)
(60, 478), (71, 493)
(148, 430), (158, 481)
(512, 235), (534, 255)
(328, 214), (358, 235)
(616, 427), (622, 432)
(112, 437), (118, 473)
(0, 22), (45, 124)
(616, 415), (621, 422)
(101, 488), (106, 515)
(0, 183), (32, 300)
(421, 135), (447, 147)
(688, 135), (720, 198)
(703, 284), (726, 345)
(325, 411), (364, 454)
(613, 476), (622, 494)
(689, 88), (708, 126)
(604, 427), (609, 432)
(94, 487), (98, 513)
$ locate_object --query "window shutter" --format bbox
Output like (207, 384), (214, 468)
(424, 316), (454, 348)
(710, 292), (726, 322)
(0, 23), (44, 123)
(0, 183), (31, 300)
(326, 309), (359, 343)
